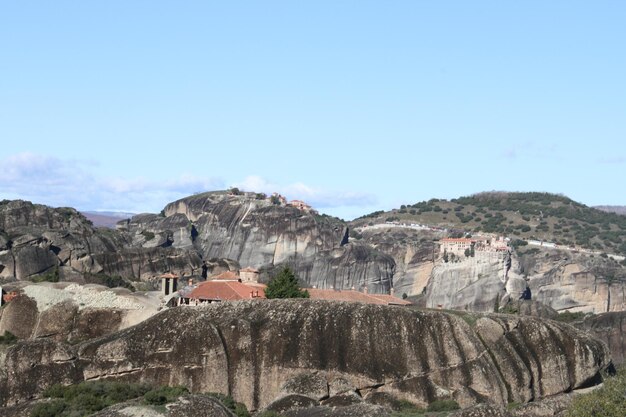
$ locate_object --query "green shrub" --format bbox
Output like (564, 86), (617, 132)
(206, 393), (250, 417)
(84, 272), (135, 291)
(0, 330), (18, 345)
(140, 230), (155, 241)
(554, 311), (587, 323)
(30, 399), (67, 417)
(511, 239), (528, 249)
(36, 381), (152, 416)
(426, 399), (460, 412)
(265, 266), (309, 299)
(32, 267), (60, 283)
(258, 412), (283, 417)
(143, 385), (188, 405)
(391, 399), (425, 416)
(567, 369), (626, 416)
(507, 401), (522, 410)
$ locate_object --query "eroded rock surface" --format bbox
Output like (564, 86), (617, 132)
(0, 300), (610, 411)
(126, 192), (396, 292)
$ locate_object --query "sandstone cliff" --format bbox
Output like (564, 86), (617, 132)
(356, 223), (626, 314)
(573, 311), (626, 366)
(122, 192), (396, 292)
(0, 200), (205, 283)
(0, 284), (159, 344)
(0, 301), (610, 411)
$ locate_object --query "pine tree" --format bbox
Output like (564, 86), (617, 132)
(265, 266), (310, 299)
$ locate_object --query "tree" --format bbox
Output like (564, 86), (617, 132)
(265, 266), (310, 299)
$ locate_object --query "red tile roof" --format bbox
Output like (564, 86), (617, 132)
(160, 273), (179, 279)
(307, 289), (411, 306)
(211, 271), (240, 280)
(188, 281), (266, 301)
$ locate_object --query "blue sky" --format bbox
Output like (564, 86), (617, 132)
(1, 1), (625, 220)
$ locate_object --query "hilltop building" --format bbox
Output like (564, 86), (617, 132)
(440, 236), (509, 254)
(171, 266), (409, 306)
(287, 200), (313, 212)
(177, 271), (266, 305)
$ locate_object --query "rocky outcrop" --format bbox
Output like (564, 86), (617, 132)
(574, 311), (626, 366)
(90, 395), (237, 417)
(524, 251), (626, 314)
(358, 227), (439, 298)
(0, 284), (160, 345)
(90, 247), (203, 282)
(125, 192), (396, 292)
(0, 200), (126, 281)
(356, 222), (626, 314)
(0, 294), (38, 339)
(418, 252), (527, 312)
(0, 301), (610, 410)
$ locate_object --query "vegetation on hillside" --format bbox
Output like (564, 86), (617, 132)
(83, 272), (136, 291)
(353, 192), (626, 255)
(0, 331), (18, 345)
(29, 381), (251, 417)
(567, 368), (626, 417)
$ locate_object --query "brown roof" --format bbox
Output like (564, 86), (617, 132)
(441, 238), (474, 243)
(188, 281), (266, 301)
(240, 267), (259, 273)
(307, 288), (411, 306)
(160, 273), (179, 279)
(211, 271), (240, 280)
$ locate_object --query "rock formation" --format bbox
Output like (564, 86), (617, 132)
(122, 192), (396, 292)
(0, 301), (610, 411)
(0, 200), (204, 283)
(0, 284), (159, 345)
(573, 311), (626, 366)
(2, 196), (625, 313)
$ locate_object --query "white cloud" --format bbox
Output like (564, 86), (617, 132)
(0, 154), (374, 215)
(0, 153), (224, 212)
(234, 175), (377, 209)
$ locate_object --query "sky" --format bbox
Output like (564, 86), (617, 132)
(1, 1), (625, 220)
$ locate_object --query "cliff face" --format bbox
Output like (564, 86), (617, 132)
(421, 253), (526, 312)
(123, 192), (396, 292)
(0, 200), (125, 281)
(3, 197), (624, 311)
(573, 311), (626, 366)
(521, 251), (626, 314)
(355, 224), (626, 314)
(0, 301), (610, 410)
(0, 284), (158, 344)
(0, 200), (206, 283)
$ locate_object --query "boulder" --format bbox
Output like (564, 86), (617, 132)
(0, 294), (38, 339)
(0, 300), (610, 411)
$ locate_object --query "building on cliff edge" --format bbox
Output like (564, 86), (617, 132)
(169, 267), (410, 307)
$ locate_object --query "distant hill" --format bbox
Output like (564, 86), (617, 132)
(351, 192), (626, 255)
(82, 211), (135, 228)
(595, 206), (626, 216)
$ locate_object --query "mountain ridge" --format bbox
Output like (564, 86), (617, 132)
(351, 191), (626, 256)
